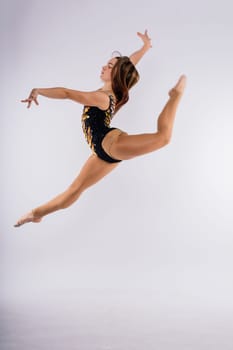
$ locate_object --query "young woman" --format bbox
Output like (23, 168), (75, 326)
(14, 30), (186, 227)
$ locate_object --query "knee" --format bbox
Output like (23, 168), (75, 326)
(163, 135), (171, 145)
(159, 131), (171, 146)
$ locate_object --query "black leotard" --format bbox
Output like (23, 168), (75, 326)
(81, 94), (122, 163)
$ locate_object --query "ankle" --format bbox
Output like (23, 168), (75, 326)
(31, 208), (41, 219)
(169, 88), (183, 100)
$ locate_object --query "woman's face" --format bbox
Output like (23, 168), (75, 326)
(100, 58), (117, 82)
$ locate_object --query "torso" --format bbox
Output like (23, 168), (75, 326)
(81, 94), (116, 153)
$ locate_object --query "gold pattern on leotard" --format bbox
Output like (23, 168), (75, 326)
(81, 95), (116, 153)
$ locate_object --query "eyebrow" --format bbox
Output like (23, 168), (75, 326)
(108, 62), (114, 67)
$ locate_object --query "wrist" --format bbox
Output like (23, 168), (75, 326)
(31, 88), (39, 96)
(142, 44), (151, 52)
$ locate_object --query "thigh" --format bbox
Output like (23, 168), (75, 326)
(109, 132), (167, 160)
(69, 154), (119, 191)
(101, 129), (128, 159)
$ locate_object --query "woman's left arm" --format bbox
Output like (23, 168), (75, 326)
(129, 30), (152, 66)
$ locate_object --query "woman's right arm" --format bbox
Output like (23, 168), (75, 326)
(38, 87), (67, 99)
(21, 88), (110, 109)
(21, 87), (67, 108)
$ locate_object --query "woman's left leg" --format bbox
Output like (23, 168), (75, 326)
(14, 154), (119, 227)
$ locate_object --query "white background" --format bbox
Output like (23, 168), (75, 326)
(1, 0), (233, 349)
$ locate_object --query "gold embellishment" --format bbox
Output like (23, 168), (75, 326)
(81, 96), (115, 151)
(104, 95), (115, 127)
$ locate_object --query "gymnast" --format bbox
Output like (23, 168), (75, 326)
(14, 30), (186, 227)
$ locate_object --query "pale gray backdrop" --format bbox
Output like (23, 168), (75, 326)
(1, 0), (233, 349)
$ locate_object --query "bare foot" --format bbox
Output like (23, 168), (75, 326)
(169, 75), (187, 98)
(14, 210), (42, 228)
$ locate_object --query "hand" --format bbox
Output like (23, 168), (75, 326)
(137, 30), (152, 50)
(21, 88), (39, 108)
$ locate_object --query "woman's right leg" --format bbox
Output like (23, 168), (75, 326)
(14, 154), (119, 227)
(105, 75), (187, 160)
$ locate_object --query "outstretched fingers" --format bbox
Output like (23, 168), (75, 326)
(21, 89), (39, 108)
(21, 98), (39, 108)
(137, 29), (152, 48)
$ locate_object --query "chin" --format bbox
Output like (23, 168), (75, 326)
(101, 78), (108, 83)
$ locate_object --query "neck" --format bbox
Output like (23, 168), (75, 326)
(101, 82), (112, 92)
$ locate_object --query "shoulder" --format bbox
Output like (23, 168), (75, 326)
(98, 90), (117, 110)
(87, 90), (111, 110)
(66, 88), (111, 109)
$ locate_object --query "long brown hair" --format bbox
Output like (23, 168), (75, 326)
(111, 56), (139, 113)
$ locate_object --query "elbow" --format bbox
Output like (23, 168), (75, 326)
(63, 88), (69, 99)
